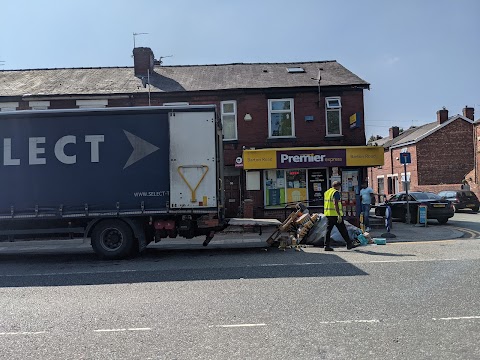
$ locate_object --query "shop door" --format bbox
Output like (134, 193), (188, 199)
(225, 175), (241, 218)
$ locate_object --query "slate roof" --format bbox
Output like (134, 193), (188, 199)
(372, 115), (473, 149)
(0, 61), (369, 97)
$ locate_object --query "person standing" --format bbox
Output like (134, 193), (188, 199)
(323, 181), (357, 251)
(360, 181), (374, 231)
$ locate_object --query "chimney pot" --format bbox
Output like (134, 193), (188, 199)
(437, 107), (449, 124)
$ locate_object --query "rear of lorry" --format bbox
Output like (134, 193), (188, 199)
(0, 105), (224, 259)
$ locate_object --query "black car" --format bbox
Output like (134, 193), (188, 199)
(437, 190), (479, 212)
(375, 191), (454, 224)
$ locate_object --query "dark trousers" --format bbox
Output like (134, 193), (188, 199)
(325, 216), (352, 248)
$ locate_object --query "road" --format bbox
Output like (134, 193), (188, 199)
(0, 224), (479, 359)
(447, 210), (480, 237)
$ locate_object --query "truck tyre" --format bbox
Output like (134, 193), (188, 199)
(91, 220), (134, 259)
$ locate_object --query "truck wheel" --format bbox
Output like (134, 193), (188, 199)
(91, 220), (134, 259)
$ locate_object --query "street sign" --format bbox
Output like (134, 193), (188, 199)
(418, 205), (427, 226)
(400, 152), (411, 164)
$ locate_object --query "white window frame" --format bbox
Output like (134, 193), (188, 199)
(220, 100), (237, 141)
(268, 98), (295, 138)
(0, 102), (19, 112)
(76, 99), (108, 108)
(29, 101), (50, 110)
(325, 96), (342, 136)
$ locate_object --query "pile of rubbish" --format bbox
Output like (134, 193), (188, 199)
(267, 202), (373, 248)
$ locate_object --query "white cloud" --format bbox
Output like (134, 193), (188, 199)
(385, 56), (400, 66)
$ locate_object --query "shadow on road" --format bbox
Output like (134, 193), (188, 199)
(0, 246), (370, 287)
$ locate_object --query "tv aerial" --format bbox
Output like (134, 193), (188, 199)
(133, 32), (149, 48)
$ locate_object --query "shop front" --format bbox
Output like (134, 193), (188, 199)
(242, 146), (384, 223)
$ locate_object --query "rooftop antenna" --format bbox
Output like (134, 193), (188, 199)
(157, 55), (173, 65)
(133, 32), (149, 48)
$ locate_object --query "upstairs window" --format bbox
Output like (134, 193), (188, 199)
(268, 99), (295, 138)
(221, 100), (237, 141)
(76, 99), (108, 108)
(325, 97), (342, 136)
(0, 102), (18, 112)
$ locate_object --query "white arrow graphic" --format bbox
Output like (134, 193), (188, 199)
(123, 130), (160, 169)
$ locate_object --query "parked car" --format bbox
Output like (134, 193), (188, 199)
(437, 190), (479, 212)
(375, 191), (454, 224)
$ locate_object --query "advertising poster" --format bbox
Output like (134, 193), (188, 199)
(308, 169), (327, 206)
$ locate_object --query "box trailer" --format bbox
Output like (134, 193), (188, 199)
(0, 105), (225, 258)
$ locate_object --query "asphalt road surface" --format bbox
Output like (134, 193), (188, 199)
(0, 229), (479, 360)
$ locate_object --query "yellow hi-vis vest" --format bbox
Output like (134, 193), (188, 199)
(324, 187), (343, 216)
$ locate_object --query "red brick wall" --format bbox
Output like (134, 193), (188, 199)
(369, 119), (474, 197)
(417, 119), (473, 186)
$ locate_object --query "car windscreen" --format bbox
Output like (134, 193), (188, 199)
(411, 193), (441, 200)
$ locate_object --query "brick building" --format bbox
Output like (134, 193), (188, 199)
(369, 107), (475, 199)
(0, 47), (383, 220)
(465, 120), (480, 199)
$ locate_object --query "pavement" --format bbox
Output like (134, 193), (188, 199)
(0, 216), (466, 251)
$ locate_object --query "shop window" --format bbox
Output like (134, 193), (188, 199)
(325, 96), (342, 136)
(264, 169), (306, 207)
(221, 100), (237, 141)
(268, 98), (295, 138)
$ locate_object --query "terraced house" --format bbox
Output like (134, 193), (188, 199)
(369, 107), (476, 199)
(0, 47), (383, 223)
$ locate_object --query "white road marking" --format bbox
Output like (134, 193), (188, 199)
(317, 319), (380, 324)
(209, 323), (267, 328)
(94, 328), (151, 332)
(0, 269), (139, 277)
(433, 316), (480, 321)
(0, 331), (47, 336)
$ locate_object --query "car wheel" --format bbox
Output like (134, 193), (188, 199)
(437, 217), (449, 225)
(472, 206), (479, 213)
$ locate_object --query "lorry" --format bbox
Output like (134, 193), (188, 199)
(0, 105), (225, 259)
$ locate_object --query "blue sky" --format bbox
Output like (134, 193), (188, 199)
(0, 0), (478, 138)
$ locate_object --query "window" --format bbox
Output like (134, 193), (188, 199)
(264, 169), (307, 207)
(325, 96), (342, 136)
(268, 99), (295, 138)
(29, 101), (50, 110)
(387, 175), (399, 194)
(0, 102), (18, 111)
(377, 177), (385, 195)
(287, 67), (305, 73)
(221, 100), (237, 141)
(76, 99), (108, 108)
(163, 102), (189, 106)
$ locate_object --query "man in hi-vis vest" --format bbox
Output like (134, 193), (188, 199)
(323, 181), (358, 251)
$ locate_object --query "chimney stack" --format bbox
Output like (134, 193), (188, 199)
(133, 47), (154, 77)
(463, 106), (474, 121)
(437, 107), (449, 124)
(389, 126), (400, 139)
